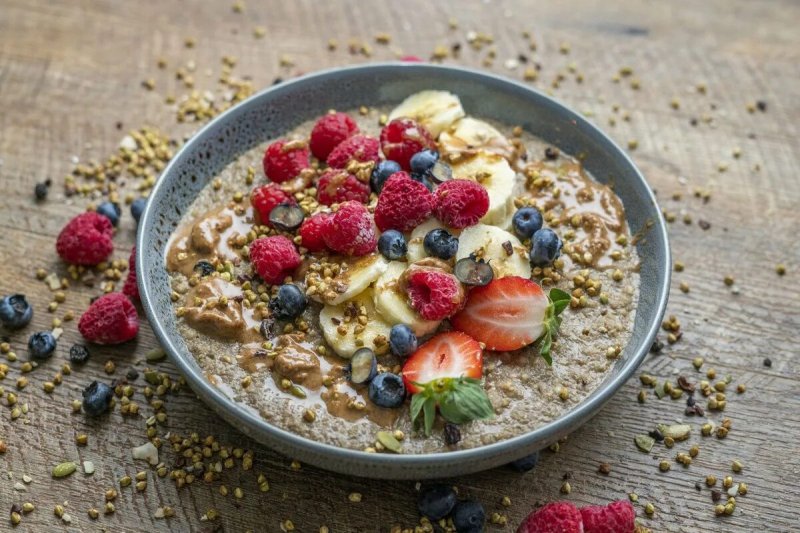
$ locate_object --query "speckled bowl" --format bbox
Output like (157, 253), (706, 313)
(137, 63), (670, 480)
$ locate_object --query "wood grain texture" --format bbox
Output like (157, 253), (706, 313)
(1, 0), (798, 531)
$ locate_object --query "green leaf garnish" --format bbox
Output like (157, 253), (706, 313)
(536, 288), (570, 365)
(409, 377), (494, 436)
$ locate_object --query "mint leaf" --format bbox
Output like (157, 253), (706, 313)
(422, 396), (436, 436)
(410, 392), (427, 426)
(438, 378), (494, 424)
(539, 330), (553, 365)
(549, 288), (571, 315)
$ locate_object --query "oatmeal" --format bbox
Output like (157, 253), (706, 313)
(165, 91), (640, 454)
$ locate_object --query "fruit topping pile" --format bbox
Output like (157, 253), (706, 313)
(172, 90), (571, 435)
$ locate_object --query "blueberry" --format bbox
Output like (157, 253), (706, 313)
(389, 324), (417, 358)
(130, 197), (147, 223)
(69, 344), (90, 365)
(28, 331), (56, 360)
(371, 160), (402, 193)
(417, 484), (457, 520)
(193, 260), (215, 277)
(452, 500), (486, 533)
(429, 160), (453, 184)
(410, 149), (439, 176)
(507, 451), (540, 472)
(269, 284), (308, 320)
(529, 228), (562, 266)
(348, 348), (377, 384)
(454, 257), (494, 286)
(368, 372), (406, 408)
(378, 230), (408, 261)
(512, 207), (543, 240)
(82, 381), (114, 417)
(0, 294), (33, 329)
(410, 173), (435, 192)
(96, 201), (121, 226)
(423, 228), (458, 260)
(269, 203), (305, 232)
(34, 182), (49, 201)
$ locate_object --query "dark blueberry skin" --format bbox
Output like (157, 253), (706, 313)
(269, 203), (305, 232)
(529, 228), (563, 266)
(423, 228), (459, 260)
(28, 331), (56, 360)
(371, 160), (402, 193)
(96, 201), (122, 226)
(0, 294), (33, 329)
(452, 500), (486, 533)
(512, 207), (543, 240)
(389, 324), (418, 358)
(348, 348), (378, 384)
(378, 230), (408, 261)
(34, 182), (49, 201)
(69, 344), (91, 365)
(410, 149), (439, 176)
(82, 381), (114, 417)
(193, 260), (215, 277)
(507, 450), (540, 472)
(368, 372), (406, 408)
(130, 197), (147, 223)
(454, 257), (494, 286)
(417, 484), (457, 520)
(269, 284), (308, 320)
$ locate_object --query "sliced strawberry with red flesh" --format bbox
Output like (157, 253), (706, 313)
(401, 331), (483, 394)
(451, 276), (548, 352)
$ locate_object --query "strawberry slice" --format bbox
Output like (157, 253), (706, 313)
(451, 277), (570, 362)
(401, 332), (493, 435)
(402, 331), (483, 394)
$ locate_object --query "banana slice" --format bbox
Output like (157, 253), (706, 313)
(373, 262), (441, 337)
(456, 224), (532, 279)
(307, 254), (389, 306)
(388, 90), (465, 138)
(406, 219), (462, 263)
(439, 117), (514, 160)
(319, 288), (392, 358)
(449, 152), (517, 226)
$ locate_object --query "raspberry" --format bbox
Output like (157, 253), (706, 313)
(262, 139), (310, 183)
(78, 293), (139, 345)
(434, 179), (490, 228)
(326, 134), (381, 169)
(374, 173), (434, 232)
(56, 212), (115, 265)
(250, 183), (297, 225)
(516, 502), (583, 533)
(298, 213), (332, 252)
(406, 269), (465, 320)
(323, 201), (377, 257)
(580, 500), (636, 533)
(316, 168), (370, 205)
(379, 118), (436, 170)
(309, 112), (359, 160)
(122, 246), (139, 302)
(249, 236), (302, 285)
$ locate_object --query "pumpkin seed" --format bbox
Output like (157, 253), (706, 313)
(52, 461), (77, 478)
(657, 423), (691, 441)
(289, 385), (306, 399)
(146, 348), (166, 362)
(634, 434), (655, 453)
(376, 431), (402, 453)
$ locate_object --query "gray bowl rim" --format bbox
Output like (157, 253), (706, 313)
(137, 61), (670, 475)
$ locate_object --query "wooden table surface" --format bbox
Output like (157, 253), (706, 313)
(1, 1), (799, 531)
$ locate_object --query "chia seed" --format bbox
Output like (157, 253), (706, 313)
(763, 357), (772, 367)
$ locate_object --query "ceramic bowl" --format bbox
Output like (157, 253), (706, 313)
(137, 63), (670, 479)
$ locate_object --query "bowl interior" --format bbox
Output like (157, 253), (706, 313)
(138, 63), (669, 479)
